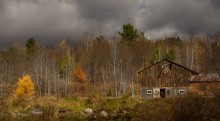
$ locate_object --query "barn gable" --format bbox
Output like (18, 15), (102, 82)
(138, 59), (198, 87)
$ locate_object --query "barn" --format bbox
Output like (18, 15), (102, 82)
(138, 59), (199, 99)
(189, 73), (220, 96)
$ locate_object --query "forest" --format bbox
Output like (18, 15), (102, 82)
(1, 24), (220, 97)
(0, 24), (220, 120)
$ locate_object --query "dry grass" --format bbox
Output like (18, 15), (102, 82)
(1, 94), (220, 121)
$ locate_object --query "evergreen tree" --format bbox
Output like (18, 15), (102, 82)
(25, 37), (38, 58)
(165, 49), (175, 61)
(118, 23), (139, 43)
(151, 48), (161, 64)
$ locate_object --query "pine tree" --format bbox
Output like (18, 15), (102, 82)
(119, 23), (140, 43)
(165, 49), (175, 61)
(25, 37), (38, 58)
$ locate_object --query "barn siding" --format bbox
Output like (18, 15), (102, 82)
(141, 87), (188, 99)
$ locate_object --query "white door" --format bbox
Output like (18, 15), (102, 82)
(153, 88), (160, 98)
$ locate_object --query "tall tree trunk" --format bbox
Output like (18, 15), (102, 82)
(57, 71), (59, 99)
(34, 64), (41, 97)
(102, 70), (106, 97)
(40, 55), (43, 96)
(186, 47), (189, 67)
(191, 48), (194, 69)
(131, 76), (134, 98)
(45, 62), (47, 96)
(113, 43), (118, 97)
(0, 74), (3, 97)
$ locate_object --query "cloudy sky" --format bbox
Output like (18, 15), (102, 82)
(0, 0), (220, 49)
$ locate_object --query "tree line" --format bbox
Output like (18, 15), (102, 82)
(0, 24), (220, 98)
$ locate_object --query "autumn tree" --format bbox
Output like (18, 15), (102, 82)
(58, 40), (75, 97)
(14, 74), (35, 98)
(74, 65), (88, 89)
(59, 40), (73, 76)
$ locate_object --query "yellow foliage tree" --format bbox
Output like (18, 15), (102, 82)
(14, 74), (35, 98)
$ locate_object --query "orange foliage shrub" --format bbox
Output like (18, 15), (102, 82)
(14, 74), (35, 98)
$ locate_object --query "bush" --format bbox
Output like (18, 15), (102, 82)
(0, 103), (14, 121)
(132, 99), (172, 121)
(172, 95), (220, 121)
(59, 111), (88, 121)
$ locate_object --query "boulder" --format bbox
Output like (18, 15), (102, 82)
(32, 109), (42, 115)
(100, 110), (108, 117)
(83, 108), (93, 116)
(123, 110), (128, 114)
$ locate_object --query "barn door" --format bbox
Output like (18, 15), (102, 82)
(160, 88), (166, 98)
(153, 88), (160, 98)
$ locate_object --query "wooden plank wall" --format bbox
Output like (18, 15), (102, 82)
(139, 60), (193, 87)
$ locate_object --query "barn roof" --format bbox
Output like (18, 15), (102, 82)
(138, 59), (199, 75)
(189, 73), (220, 83)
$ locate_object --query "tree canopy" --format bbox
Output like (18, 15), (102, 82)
(118, 23), (140, 43)
(165, 49), (175, 61)
(25, 37), (38, 58)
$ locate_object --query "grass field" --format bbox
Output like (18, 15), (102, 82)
(0, 94), (220, 121)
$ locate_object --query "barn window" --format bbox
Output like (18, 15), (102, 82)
(179, 90), (185, 94)
(147, 90), (152, 94)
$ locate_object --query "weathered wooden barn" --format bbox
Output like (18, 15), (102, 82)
(138, 59), (199, 99)
(189, 73), (220, 96)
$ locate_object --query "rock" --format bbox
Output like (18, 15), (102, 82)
(11, 112), (27, 117)
(123, 110), (128, 114)
(11, 112), (17, 117)
(81, 112), (86, 116)
(100, 110), (108, 117)
(32, 109), (42, 115)
(17, 112), (27, 117)
(83, 108), (93, 116)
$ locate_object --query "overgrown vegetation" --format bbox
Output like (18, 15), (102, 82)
(0, 94), (220, 121)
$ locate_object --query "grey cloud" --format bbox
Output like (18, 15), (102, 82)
(74, 0), (139, 35)
(139, 0), (220, 38)
(210, 0), (220, 8)
(0, 0), (139, 49)
(0, 0), (84, 47)
(0, 0), (220, 49)
(75, 0), (136, 21)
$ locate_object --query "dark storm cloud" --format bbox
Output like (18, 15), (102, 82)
(0, 0), (220, 49)
(75, 0), (136, 22)
(0, 0), (139, 49)
(73, 0), (139, 37)
(0, 0), (83, 48)
(210, 0), (220, 8)
(139, 0), (220, 38)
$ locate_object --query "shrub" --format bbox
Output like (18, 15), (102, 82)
(172, 95), (220, 121)
(132, 99), (172, 121)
